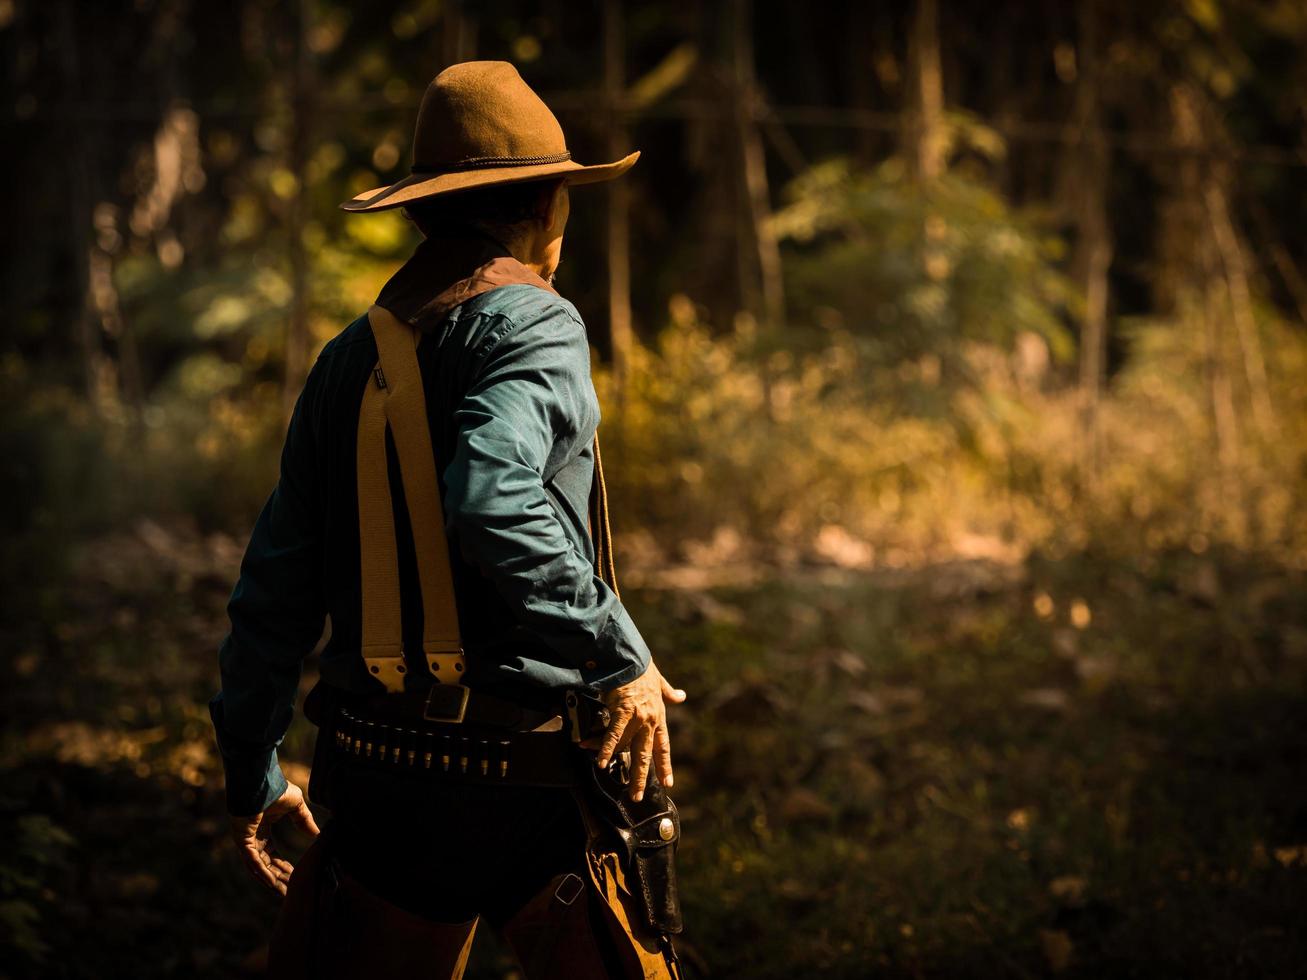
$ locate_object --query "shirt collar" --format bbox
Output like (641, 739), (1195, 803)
(375, 227), (559, 333)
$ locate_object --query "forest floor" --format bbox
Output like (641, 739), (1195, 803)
(3, 519), (1306, 978)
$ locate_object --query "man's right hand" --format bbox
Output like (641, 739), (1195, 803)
(582, 660), (686, 802)
(230, 781), (320, 896)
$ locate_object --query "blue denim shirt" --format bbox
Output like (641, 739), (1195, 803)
(209, 232), (651, 815)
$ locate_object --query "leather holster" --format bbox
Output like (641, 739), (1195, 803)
(573, 759), (684, 937)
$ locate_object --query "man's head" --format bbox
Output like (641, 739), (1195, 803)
(403, 177), (570, 281)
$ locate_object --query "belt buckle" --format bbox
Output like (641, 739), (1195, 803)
(423, 683), (470, 724)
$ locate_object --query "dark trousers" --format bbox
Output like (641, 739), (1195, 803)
(291, 698), (677, 978)
(327, 761), (587, 928)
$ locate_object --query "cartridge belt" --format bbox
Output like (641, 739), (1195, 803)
(330, 707), (583, 788)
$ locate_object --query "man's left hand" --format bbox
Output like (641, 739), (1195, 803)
(229, 781), (320, 896)
(583, 659), (686, 802)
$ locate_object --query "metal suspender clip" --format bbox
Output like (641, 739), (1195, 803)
(363, 652), (408, 694)
(422, 643), (469, 723)
(423, 682), (470, 724)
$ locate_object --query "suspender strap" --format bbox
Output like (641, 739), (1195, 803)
(358, 303), (622, 697)
(359, 305), (467, 694)
(357, 372), (406, 692)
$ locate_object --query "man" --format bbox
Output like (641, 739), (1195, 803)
(208, 61), (686, 978)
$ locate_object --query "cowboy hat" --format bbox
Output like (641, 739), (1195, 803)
(340, 61), (639, 213)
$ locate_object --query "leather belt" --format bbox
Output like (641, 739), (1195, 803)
(331, 707), (582, 787)
(343, 684), (564, 731)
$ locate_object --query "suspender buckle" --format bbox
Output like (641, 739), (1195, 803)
(424, 645), (468, 681)
(423, 682), (471, 724)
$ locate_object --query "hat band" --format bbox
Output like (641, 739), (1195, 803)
(411, 150), (572, 175)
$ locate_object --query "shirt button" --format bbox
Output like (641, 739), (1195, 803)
(584, 660), (597, 670)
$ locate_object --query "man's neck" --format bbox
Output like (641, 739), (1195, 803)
(451, 224), (553, 282)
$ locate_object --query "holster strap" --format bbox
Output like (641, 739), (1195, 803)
(617, 808), (681, 861)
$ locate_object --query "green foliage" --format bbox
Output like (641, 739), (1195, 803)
(0, 810), (75, 966)
(0, 375), (118, 618)
(599, 299), (1307, 565)
(0, 367), (285, 621)
(1098, 312), (1307, 554)
(774, 156), (1077, 366)
(596, 155), (1307, 567)
(597, 315), (976, 555)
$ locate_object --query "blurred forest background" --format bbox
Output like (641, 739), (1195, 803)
(3, 0), (1306, 977)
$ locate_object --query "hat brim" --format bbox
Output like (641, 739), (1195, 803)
(340, 151), (640, 213)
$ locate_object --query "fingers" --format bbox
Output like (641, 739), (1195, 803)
(595, 706), (634, 769)
(290, 800), (321, 838)
(629, 719), (674, 800)
(590, 665), (682, 798)
(628, 723), (655, 802)
(660, 674), (687, 704)
(653, 722), (674, 789)
(240, 841), (284, 894)
(269, 857), (294, 895)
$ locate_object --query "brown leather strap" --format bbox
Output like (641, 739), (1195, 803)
(589, 433), (620, 599)
(359, 305), (467, 693)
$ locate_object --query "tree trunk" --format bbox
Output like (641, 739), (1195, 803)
(1070, 0), (1112, 488)
(283, 0), (313, 418)
(603, 0), (633, 399)
(442, 0), (476, 65)
(57, 0), (106, 411)
(1205, 181), (1278, 442)
(1201, 280), (1242, 480)
(1246, 199), (1307, 327)
(731, 0), (784, 331)
(904, 0), (945, 182)
(1170, 83), (1244, 532)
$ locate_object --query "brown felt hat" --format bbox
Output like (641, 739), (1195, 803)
(340, 61), (639, 213)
